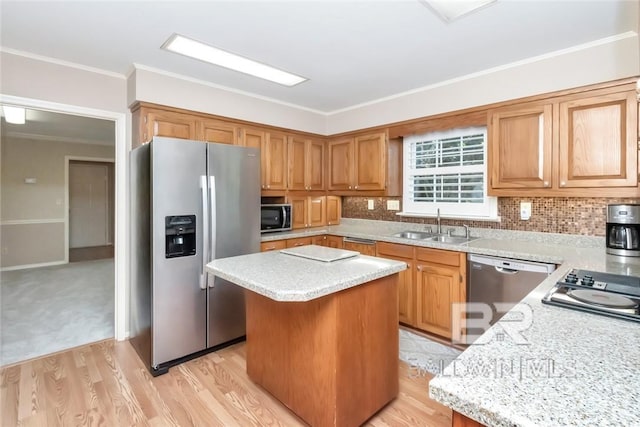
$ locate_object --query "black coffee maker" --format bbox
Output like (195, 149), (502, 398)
(606, 204), (640, 257)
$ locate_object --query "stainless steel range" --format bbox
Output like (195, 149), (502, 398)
(542, 269), (640, 322)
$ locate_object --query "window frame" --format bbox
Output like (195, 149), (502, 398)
(401, 126), (498, 219)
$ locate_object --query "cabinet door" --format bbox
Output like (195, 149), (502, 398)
(354, 132), (386, 190)
(288, 196), (308, 229)
(260, 240), (286, 252)
(286, 236), (312, 248)
(288, 136), (308, 191)
(312, 235), (327, 246)
(326, 195), (341, 225)
(488, 103), (553, 189)
(197, 119), (238, 144)
(265, 132), (288, 191)
(415, 263), (459, 339)
(325, 235), (344, 249)
(343, 241), (376, 256)
(307, 139), (325, 190)
(240, 128), (267, 188)
(308, 196), (326, 227)
(559, 91), (638, 188)
(328, 137), (354, 190)
(145, 110), (197, 142)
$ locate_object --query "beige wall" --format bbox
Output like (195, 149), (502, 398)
(327, 33), (640, 134)
(128, 67), (328, 135)
(1, 136), (114, 268)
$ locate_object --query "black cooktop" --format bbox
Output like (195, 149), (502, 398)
(542, 269), (640, 322)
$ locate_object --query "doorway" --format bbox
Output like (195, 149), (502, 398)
(0, 99), (125, 366)
(68, 160), (115, 262)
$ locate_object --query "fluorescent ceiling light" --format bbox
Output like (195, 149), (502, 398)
(421, 0), (497, 22)
(2, 106), (26, 124)
(162, 34), (307, 87)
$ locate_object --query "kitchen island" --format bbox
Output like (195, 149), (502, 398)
(206, 245), (407, 427)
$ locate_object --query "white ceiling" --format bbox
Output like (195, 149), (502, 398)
(0, 0), (638, 113)
(1, 109), (115, 145)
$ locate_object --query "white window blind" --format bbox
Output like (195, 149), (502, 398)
(402, 126), (497, 218)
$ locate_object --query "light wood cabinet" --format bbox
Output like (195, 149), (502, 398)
(260, 240), (287, 252)
(377, 242), (415, 326)
(415, 248), (466, 340)
(328, 131), (401, 195)
(197, 119), (238, 144)
(288, 195), (327, 229)
(285, 236), (312, 248)
(488, 87), (638, 196)
(489, 102), (553, 189)
(288, 136), (325, 191)
(558, 91), (637, 188)
(137, 108), (197, 144)
(263, 132), (288, 191)
(342, 239), (376, 256)
(312, 235), (327, 246)
(325, 235), (344, 249)
(326, 195), (341, 225)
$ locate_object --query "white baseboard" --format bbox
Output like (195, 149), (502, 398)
(1, 260), (67, 272)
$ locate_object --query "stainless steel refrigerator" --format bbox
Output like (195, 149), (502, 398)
(130, 136), (260, 375)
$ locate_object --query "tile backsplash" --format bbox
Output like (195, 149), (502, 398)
(341, 197), (640, 237)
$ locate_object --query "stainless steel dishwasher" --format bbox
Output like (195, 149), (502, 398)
(467, 254), (556, 326)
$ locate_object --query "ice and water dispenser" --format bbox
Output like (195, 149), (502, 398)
(165, 215), (196, 258)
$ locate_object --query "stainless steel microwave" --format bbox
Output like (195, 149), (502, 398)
(261, 204), (292, 233)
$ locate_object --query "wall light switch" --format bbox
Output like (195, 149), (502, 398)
(24, 177), (37, 184)
(367, 199), (375, 210)
(387, 200), (400, 211)
(520, 201), (532, 220)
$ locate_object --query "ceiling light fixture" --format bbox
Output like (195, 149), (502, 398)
(2, 106), (26, 124)
(420, 0), (497, 22)
(161, 34), (307, 87)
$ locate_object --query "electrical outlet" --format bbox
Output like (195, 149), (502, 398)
(520, 201), (532, 220)
(367, 199), (375, 210)
(2, 247), (8, 255)
(387, 200), (400, 211)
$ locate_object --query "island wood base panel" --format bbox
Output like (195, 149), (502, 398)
(245, 274), (400, 427)
(452, 411), (484, 426)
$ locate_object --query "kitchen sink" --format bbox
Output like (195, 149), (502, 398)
(429, 235), (479, 244)
(392, 230), (435, 240)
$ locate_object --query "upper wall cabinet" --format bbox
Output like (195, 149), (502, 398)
(288, 136), (325, 191)
(197, 119), (239, 144)
(489, 102), (553, 189)
(135, 107), (197, 144)
(327, 131), (401, 196)
(262, 131), (288, 192)
(488, 86), (638, 197)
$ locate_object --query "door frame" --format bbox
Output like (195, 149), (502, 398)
(1, 94), (128, 342)
(65, 157), (115, 256)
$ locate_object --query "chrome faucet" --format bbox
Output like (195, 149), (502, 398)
(463, 224), (470, 239)
(436, 208), (441, 235)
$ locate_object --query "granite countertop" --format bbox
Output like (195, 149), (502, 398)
(206, 245), (406, 302)
(262, 218), (640, 426)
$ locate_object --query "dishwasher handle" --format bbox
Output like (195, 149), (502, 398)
(343, 237), (376, 245)
(495, 266), (519, 274)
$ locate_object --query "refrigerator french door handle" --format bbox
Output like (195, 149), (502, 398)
(200, 175), (209, 290)
(208, 176), (216, 288)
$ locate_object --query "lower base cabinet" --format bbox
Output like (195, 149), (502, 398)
(415, 248), (466, 340)
(377, 242), (415, 326)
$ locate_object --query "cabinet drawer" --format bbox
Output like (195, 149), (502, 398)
(377, 242), (414, 259)
(416, 247), (460, 266)
(260, 240), (287, 252)
(286, 237), (313, 248)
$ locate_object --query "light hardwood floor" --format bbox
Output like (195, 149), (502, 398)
(0, 339), (452, 427)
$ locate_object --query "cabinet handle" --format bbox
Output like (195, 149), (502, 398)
(560, 181), (566, 187)
(348, 186), (352, 189)
(543, 181), (549, 187)
(267, 185), (270, 189)
(417, 265), (422, 271)
(355, 185), (358, 189)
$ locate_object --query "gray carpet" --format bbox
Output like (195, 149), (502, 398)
(399, 329), (462, 375)
(1, 259), (114, 366)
